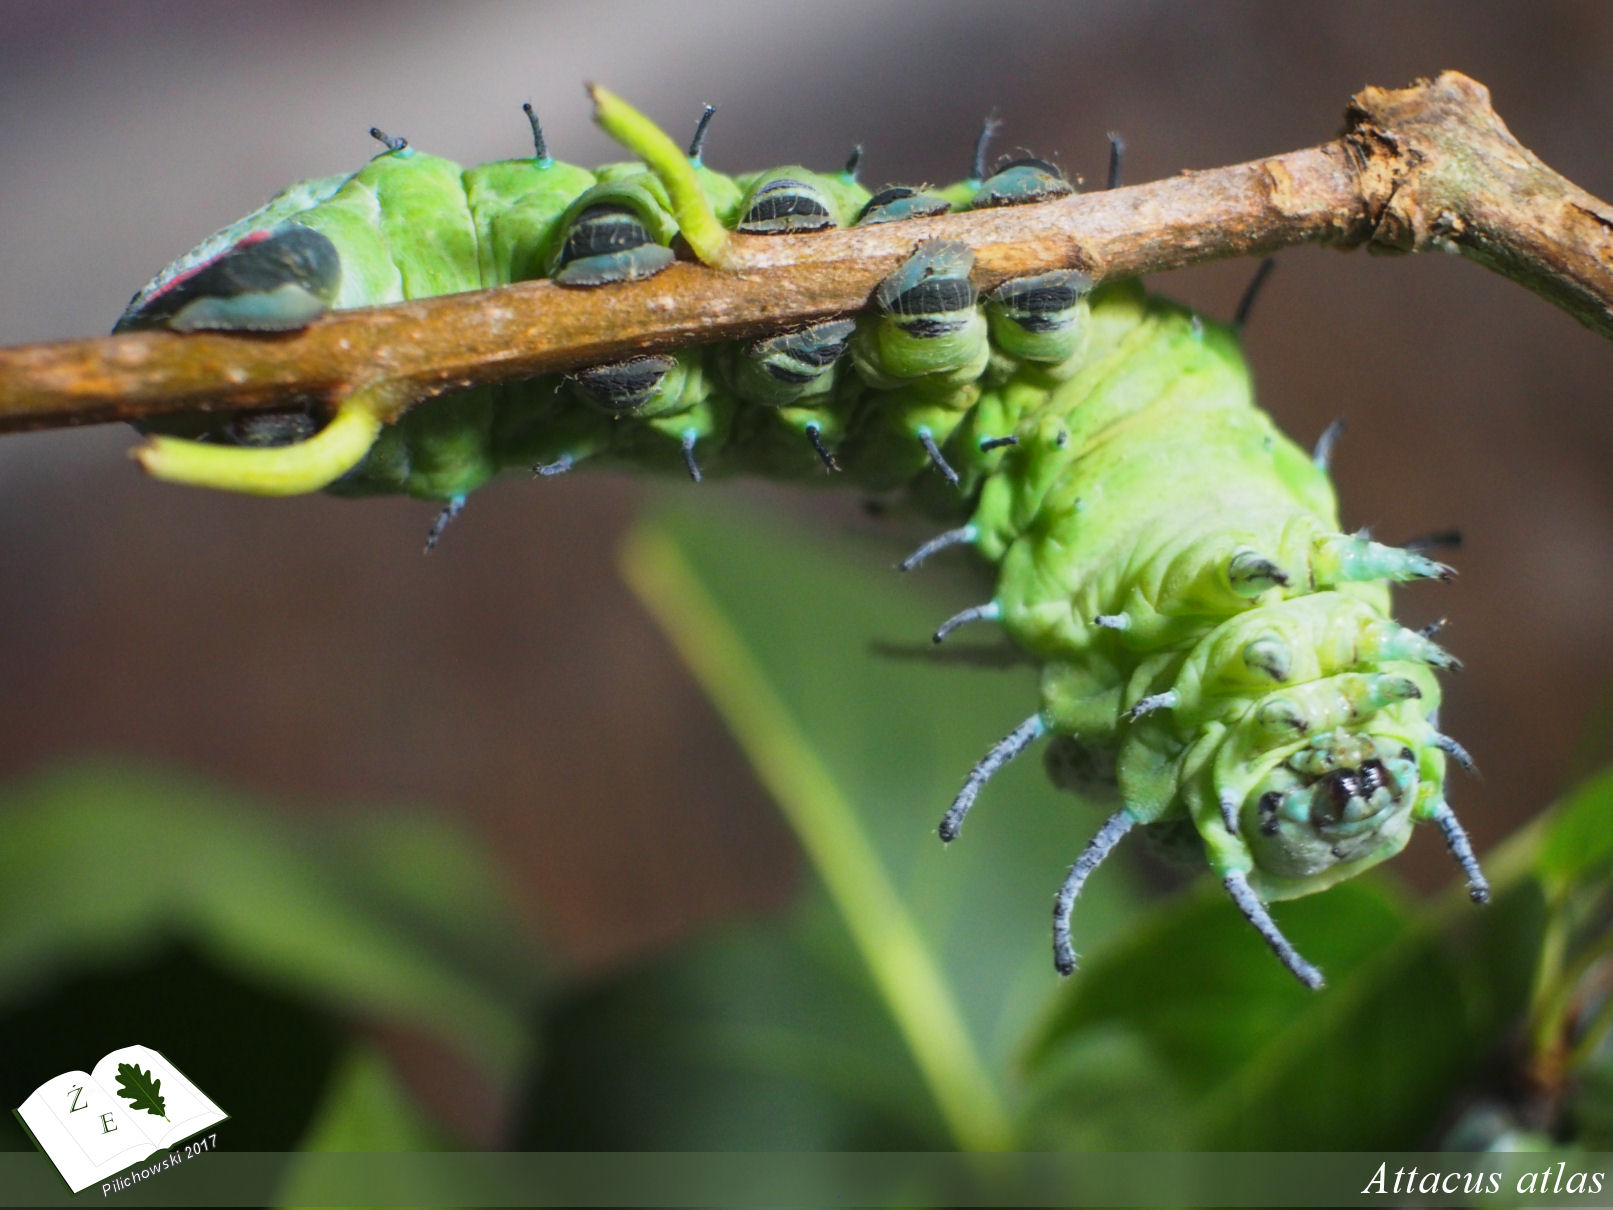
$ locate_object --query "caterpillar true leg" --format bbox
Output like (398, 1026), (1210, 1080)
(1434, 732), (1479, 775)
(1218, 795), (1242, 835)
(898, 524), (978, 572)
(1428, 801), (1491, 903)
(1128, 690), (1180, 720)
(933, 601), (1001, 644)
(803, 424), (840, 472)
(423, 494), (466, 553)
(1053, 810), (1135, 975)
(917, 428), (960, 487)
(681, 430), (703, 484)
(1223, 869), (1324, 990)
(938, 713), (1047, 843)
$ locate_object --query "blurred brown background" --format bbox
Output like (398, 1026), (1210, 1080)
(2, 0), (1610, 982)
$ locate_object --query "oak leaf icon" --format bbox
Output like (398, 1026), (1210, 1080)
(114, 1063), (168, 1121)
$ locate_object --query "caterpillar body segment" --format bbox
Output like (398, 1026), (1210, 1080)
(117, 90), (1482, 986)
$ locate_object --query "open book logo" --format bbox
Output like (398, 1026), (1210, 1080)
(13, 1044), (227, 1194)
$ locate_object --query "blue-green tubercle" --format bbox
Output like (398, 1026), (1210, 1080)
(114, 88), (1485, 988)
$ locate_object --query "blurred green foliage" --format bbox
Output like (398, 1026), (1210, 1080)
(2, 497), (1611, 1181)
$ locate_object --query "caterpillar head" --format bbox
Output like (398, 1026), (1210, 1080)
(1211, 662), (1447, 900)
(1239, 727), (1432, 898)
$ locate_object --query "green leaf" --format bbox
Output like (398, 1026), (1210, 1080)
(517, 906), (947, 1150)
(0, 763), (540, 1081)
(289, 1045), (447, 1153)
(114, 1062), (167, 1120)
(596, 492), (1146, 1149)
(1024, 828), (1548, 1149)
(1533, 766), (1613, 894)
(277, 1045), (461, 1210)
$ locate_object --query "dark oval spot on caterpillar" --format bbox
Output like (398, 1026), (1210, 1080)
(972, 157), (1075, 208)
(887, 276), (977, 318)
(737, 178), (835, 234)
(567, 354), (677, 415)
(855, 187), (953, 226)
(1258, 790), (1283, 836)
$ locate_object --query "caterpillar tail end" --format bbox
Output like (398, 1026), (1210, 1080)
(587, 83), (735, 269)
(132, 388), (388, 496)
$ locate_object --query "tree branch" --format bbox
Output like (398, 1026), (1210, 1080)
(1, 70), (1608, 437)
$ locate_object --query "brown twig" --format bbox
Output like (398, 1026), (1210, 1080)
(1, 71), (1609, 436)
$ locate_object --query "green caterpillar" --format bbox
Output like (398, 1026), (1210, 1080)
(115, 88), (1486, 988)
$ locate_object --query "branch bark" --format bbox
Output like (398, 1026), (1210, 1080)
(1, 71), (1609, 436)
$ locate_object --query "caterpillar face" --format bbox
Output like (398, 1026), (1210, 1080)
(118, 91), (1486, 990)
(1243, 733), (1423, 890)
